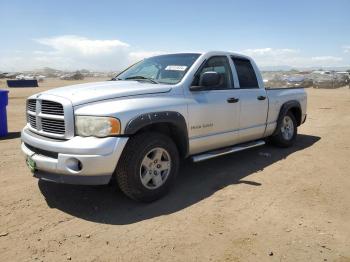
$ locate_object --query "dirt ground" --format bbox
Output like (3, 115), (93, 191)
(0, 79), (349, 262)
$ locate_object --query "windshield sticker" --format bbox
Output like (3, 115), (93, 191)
(165, 65), (188, 71)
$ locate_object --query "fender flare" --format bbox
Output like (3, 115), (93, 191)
(273, 100), (302, 135)
(124, 111), (189, 156)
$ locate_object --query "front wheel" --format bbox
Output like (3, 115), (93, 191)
(115, 132), (179, 202)
(270, 112), (297, 147)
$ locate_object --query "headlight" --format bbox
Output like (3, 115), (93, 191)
(75, 116), (121, 137)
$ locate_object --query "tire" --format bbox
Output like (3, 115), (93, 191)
(115, 132), (179, 202)
(270, 111), (297, 147)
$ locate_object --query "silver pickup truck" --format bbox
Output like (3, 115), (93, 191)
(21, 51), (307, 201)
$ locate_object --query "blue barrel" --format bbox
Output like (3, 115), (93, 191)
(0, 90), (9, 137)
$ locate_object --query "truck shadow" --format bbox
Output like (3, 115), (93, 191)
(38, 134), (320, 225)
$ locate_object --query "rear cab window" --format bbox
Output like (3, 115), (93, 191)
(231, 57), (259, 88)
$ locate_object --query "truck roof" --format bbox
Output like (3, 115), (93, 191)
(152, 51), (253, 61)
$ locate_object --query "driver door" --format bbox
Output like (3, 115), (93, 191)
(187, 56), (240, 155)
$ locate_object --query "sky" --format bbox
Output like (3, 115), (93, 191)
(1, 0), (350, 71)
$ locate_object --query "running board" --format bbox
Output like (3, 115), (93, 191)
(192, 140), (265, 162)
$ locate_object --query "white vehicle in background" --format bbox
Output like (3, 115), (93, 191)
(16, 74), (46, 81)
(16, 74), (35, 80)
(21, 51), (307, 202)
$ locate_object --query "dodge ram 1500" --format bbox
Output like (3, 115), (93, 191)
(21, 51), (307, 201)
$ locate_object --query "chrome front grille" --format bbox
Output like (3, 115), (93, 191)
(26, 97), (73, 139)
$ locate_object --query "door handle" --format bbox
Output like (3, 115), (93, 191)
(257, 96), (266, 100)
(227, 97), (239, 103)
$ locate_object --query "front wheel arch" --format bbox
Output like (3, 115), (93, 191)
(124, 111), (189, 158)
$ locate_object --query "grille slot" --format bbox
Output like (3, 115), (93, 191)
(41, 100), (64, 115)
(27, 99), (36, 112)
(41, 118), (65, 134)
(28, 114), (37, 129)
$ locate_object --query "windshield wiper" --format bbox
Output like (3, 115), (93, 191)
(124, 76), (158, 84)
(110, 77), (122, 81)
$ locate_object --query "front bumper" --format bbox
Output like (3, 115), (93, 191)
(21, 127), (128, 185)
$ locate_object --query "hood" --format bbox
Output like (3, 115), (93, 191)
(41, 80), (172, 106)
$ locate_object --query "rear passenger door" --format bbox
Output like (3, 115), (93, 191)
(231, 57), (269, 142)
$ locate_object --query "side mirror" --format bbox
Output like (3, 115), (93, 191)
(190, 71), (220, 91)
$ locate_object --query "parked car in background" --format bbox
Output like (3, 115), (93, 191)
(313, 72), (349, 88)
(16, 74), (46, 82)
(60, 72), (84, 80)
(286, 75), (313, 88)
(335, 72), (350, 86)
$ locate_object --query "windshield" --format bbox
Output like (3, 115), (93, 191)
(115, 53), (200, 84)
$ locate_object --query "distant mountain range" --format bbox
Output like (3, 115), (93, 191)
(260, 65), (350, 72)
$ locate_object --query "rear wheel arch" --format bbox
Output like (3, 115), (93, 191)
(124, 111), (189, 158)
(274, 100), (302, 135)
(289, 106), (302, 126)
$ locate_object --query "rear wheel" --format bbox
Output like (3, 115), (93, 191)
(271, 112), (297, 147)
(115, 132), (179, 202)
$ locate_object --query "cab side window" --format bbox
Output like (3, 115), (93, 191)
(231, 57), (259, 88)
(192, 56), (233, 89)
